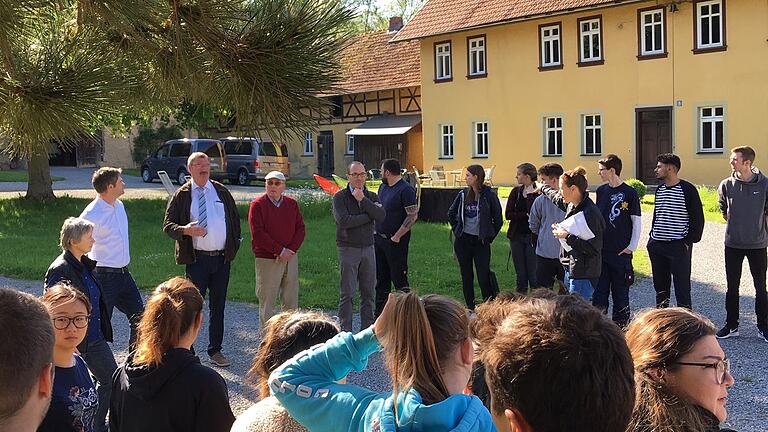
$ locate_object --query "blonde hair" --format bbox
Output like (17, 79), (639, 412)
(41, 283), (91, 314)
(134, 277), (203, 367)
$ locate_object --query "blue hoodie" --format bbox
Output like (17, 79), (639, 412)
(270, 327), (497, 432)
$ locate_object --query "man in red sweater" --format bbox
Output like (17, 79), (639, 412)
(248, 171), (306, 329)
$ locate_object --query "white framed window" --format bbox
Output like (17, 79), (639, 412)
(578, 17), (602, 63)
(639, 8), (665, 56)
(346, 135), (355, 155)
(435, 42), (452, 80)
(440, 124), (454, 158)
(473, 122), (489, 157)
(303, 132), (313, 155)
(699, 106), (724, 152)
(696, 0), (725, 50)
(582, 114), (602, 155)
(540, 24), (562, 68)
(544, 116), (563, 156)
(467, 36), (487, 77)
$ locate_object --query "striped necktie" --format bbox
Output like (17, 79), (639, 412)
(197, 186), (208, 236)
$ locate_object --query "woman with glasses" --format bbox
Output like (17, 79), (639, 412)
(38, 283), (99, 432)
(625, 308), (736, 432)
(45, 217), (115, 432)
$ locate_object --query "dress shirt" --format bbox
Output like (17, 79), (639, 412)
(190, 180), (227, 251)
(80, 197), (130, 268)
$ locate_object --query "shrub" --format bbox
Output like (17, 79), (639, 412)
(625, 178), (647, 199)
(131, 125), (182, 165)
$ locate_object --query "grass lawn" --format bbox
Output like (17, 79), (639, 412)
(0, 171), (65, 182)
(0, 196), (530, 309)
(121, 168), (141, 177)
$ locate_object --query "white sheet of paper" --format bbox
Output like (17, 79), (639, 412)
(557, 212), (595, 252)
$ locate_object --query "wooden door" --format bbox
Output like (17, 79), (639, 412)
(317, 131), (334, 177)
(636, 108), (672, 184)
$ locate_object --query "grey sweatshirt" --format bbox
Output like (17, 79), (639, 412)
(332, 187), (386, 248)
(718, 169), (768, 249)
(529, 194), (566, 259)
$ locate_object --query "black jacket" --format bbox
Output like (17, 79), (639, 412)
(44, 250), (113, 351)
(651, 179), (705, 245)
(332, 186), (386, 247)
(163, 180), (242, 265)
(540, 186), (605, 279)
(448, 186), (504, 243)
(110, 348), (235, 432)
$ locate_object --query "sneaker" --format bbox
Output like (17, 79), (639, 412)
(758, 325), (768, 343)
(209, 352), (231, 367)
(715, 325), (739, 339)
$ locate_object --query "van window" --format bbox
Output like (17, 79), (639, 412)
(224, 141), (252, 155)
(258, 142), (278, 157)
(201, 142), (223, 159)
(279, 144), (288, 157)
(156, 144), (171, 158)
(170, 142), (191, 157)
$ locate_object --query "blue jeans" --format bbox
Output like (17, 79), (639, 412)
(565, 272), (595, 301)
(80, 338), (117, 432)
(93, 269), (144, 349)
(186, 254), (231, 356)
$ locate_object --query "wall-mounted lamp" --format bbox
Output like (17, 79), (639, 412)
(670, 3), (679, 12)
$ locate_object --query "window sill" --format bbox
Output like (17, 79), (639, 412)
(434, 77), (453, 83)
(693, 45), (727, 55)
(438, 156), (455, 160)
(696, 149), (724, 154)
(472, 155), (489, 159)
(542, 154), (563, 157)
(577, 59), (604, 67)
(301, 154), (315, 157)
(637, 52), (668, 60)
(580, 153), (602, 157)
(467, 73), (488, 80)
(538, 64), (563, 72)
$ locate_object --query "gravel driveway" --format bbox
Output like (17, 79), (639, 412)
(1, 211), (765, 430)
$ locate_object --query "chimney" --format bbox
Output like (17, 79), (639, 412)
(388, 16), (404, 33)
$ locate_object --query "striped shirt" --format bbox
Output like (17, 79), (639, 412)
(651, 183), (689, 241)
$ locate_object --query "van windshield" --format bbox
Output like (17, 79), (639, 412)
(200, 142), (223, 159)
(258, 142), (278, 157)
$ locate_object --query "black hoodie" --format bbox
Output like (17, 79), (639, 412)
(110, 348), (234, 432)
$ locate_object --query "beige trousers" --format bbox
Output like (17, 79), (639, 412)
(255, 256), (299, 330)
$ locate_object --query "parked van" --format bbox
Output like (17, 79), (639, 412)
(221, 137), (290, 185)
(141, 138), (226, 184)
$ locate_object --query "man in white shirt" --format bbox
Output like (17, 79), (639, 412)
(80, 167), (144, 349)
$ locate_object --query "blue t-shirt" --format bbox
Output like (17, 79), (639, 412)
(376, 179), (417, 236)
(463, 199), (480, 236)
(596, 183), (641, 253)
(38, 354), (98, 432)
(80, 270), (102, 342)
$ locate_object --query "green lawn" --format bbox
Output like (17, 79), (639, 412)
(121, 168), (141, 177)
(0, 171), (65, 182)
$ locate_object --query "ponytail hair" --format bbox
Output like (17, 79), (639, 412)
(133, 277), (203, 367)
(378, 291), (469, 419)
(466, 164), (486, 202)
(561, 166), (589, 195)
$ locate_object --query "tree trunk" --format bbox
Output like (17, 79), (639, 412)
(26, 150), (56, 201)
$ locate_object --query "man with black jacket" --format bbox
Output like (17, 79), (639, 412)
(333, 162), (386, 331)
(648, 153), (704, 309)
(163, 152), (241, 367)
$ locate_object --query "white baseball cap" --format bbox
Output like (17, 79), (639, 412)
(264, 171), (286, 181)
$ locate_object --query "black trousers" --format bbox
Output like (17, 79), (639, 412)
(648, 239), (692, 309)
(186, 254), (230, 356)
(374, 233), (411, 317)
(535, 255), (565, 289)
(593, 253), (632, 327)
(725, 246), (768, 328)
(510, 235), (536, 293)
(454, 233), (495, 310)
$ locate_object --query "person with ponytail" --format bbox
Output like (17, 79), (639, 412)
(232, 311), (340, 432)
(538, 166), (605, 300)
(270, 291), (495, 432)
(448, 164), (504, 310)
(626, 308), (736, 432)
(110, 277), (234, 432)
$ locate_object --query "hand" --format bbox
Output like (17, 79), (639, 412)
(618, 248), (633, 255)
(352, 187), (364, 202)
(373, 293), (395, 337)
(390, 235), (401, 243)
(551, 224), (569, 239)
(277, 248), (295, 262)
(183, 221), (207, 237)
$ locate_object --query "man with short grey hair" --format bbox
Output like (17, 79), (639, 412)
(0, 288), (54, 432)
(333, 162), (385, 331)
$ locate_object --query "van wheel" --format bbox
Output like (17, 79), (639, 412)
(177, 170), (188, 185)
(141, 167), (152, 183)
(237, 169), (251, 186)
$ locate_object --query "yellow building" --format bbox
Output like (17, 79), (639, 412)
(286, 19), (423, 178)
(392, 0), (768, 186)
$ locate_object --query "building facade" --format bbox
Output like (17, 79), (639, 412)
(393, 0), (768, 185)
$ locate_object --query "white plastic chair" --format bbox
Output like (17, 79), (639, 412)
(429, 170), (447, 187)
(157, 171), (177, 200)
(484, 165), (496, 187)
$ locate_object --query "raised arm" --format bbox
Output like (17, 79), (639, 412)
(539, 185), (568, 212)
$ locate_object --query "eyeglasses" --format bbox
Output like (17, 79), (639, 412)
(676, 358), (731, 384)
(348, 172), (367, 178)
(52, 315), (90, 330)
(266, 180), (283, 186)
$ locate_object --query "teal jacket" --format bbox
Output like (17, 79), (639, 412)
(270, 327), (497, 432)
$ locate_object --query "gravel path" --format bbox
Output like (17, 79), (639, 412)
(2, 211), (766, 430)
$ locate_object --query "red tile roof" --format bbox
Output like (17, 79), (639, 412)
(334, 30), (421, 95)
(391, 0), (645, 41)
